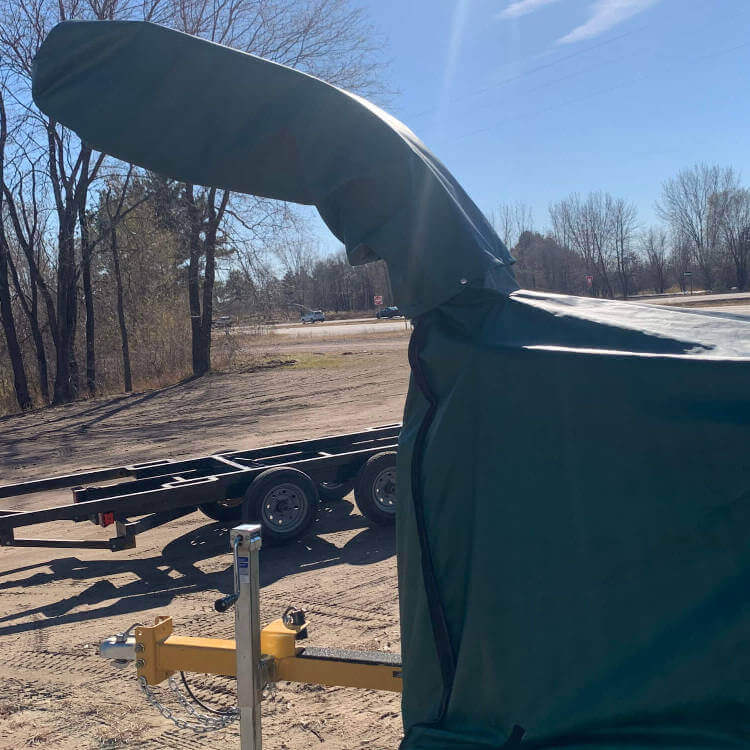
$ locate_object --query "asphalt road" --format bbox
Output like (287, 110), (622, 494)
(272, 317), (410, 337)
(697, 304), (750, 317)
(239, 298), (750, 341)
(636, 291), (750, 306)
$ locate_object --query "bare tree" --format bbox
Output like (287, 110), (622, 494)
(4, 162), (52, 402)
(0, 85), (32, 410)
(640, 227), (668, 294)
(656, 163), (739, 292)
(184, 184), (230, 375)
(0, 0), (387, 400)
(718, 188), (750, 291)
(160, 0), (387, 375)
(668, 229), (693, 292)
(103, 166), (137, 391)
(550, 192), (617, 297)
(513, 231), (583, 293)
(493, 201), (534, 251)
(612, 198), (638, 298)
(0, 0), (123, 402)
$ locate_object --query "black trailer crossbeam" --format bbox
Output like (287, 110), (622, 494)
(3, 476), (224, 530)
(0, 531), (114, 549)
(120, 507), (196, 537)
(0, 424), (400, 551)
(0, 466), (132, 499)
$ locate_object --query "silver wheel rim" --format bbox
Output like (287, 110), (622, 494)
(371, 467), (396, 514)
(260, 483), (308, 533)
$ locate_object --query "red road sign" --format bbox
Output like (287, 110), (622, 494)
(585, 275), (593, 286)
(374, 295), (383, 306)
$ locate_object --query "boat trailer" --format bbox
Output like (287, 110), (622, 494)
(99, 524), (401, 748)
(0, 424), (399, 550)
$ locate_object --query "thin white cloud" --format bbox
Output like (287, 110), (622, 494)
(498, 0), (563, 20)
(557, 0), (659, 44)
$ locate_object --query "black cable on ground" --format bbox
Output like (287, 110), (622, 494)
(180, 671), (237, 716)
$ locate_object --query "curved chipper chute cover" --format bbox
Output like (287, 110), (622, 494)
(34, 21), (750, 749)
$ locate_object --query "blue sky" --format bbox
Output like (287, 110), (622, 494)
(312, 0), (750, 251)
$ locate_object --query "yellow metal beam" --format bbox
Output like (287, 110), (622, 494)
(158, 636), (237, 677)
(134, 615), (401, 693)
(260, 617), (304, 659)
(135, 616), (175, 685)
(276, 656), (401, 692)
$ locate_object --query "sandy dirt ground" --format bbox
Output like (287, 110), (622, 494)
(5, 294), (742, 749)
(0, 332), (410, 749)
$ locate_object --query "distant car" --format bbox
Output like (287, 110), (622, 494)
(211, 315), (232, 328)
(301, 310), (325, 323)
(376, 306), (402, 319)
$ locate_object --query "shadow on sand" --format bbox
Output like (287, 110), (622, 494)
(0, 499), (394, 637)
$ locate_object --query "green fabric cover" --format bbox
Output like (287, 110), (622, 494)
(32, 21), (750, 748)
(32, 20), (517, 319)
(398, 291), (750, 748)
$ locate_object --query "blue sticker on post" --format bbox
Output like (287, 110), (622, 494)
(238, 555), (249, 583)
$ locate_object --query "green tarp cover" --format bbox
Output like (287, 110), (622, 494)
(33, 22), (750, 749)
(398, 291), (750, 748)
(32, 20), (517, 319)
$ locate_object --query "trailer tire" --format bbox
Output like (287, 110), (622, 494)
(318, 481), (354, 502)
(243, 467), (319, 545)
(198, 499), (243, 523)
(354, 451), (397, 525)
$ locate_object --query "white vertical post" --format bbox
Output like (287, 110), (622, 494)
(231, 524), (263, 750)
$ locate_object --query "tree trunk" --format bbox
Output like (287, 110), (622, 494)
(199, 188), (230, 375)
(1, 183), (59, 350)
(0, 240), (32, 410)
(696, 248), (714, 292)
(79, 203), (96, 395)
(110, 223), (133, 392)
(28, 276), (50, 403)
(53, 215), (79, 404)
(184, 185), (229, 376)
(47, 124), (85, 405)
(197, 233), (215, 376)
(6, 250), (49, 403)
(185, 184), (205, 375)
(0, 88), (31, 411)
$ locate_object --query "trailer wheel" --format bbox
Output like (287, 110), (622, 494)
(198, 498), (243, 523)
(354, 451), (397, 525)
(318, 481), (354, 502)
(244, 467), (319, 544)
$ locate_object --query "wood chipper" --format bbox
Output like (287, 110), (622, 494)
(33, 20), (750, 749)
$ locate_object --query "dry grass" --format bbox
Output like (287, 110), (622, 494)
(0, 317), (409, 418)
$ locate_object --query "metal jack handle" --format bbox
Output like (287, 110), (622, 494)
(214, 532), (244, 613)
(230, 524), (263, 750)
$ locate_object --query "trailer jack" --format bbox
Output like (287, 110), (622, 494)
(100, 525), (401, 748)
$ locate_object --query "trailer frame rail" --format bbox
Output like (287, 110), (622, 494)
(0, 424), (399, 550)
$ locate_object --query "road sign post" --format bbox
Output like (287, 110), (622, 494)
(684, 271), (693, 295)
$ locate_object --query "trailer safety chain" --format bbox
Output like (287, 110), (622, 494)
(136, 533), (247, 734)
(138, 675), (239, 733)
